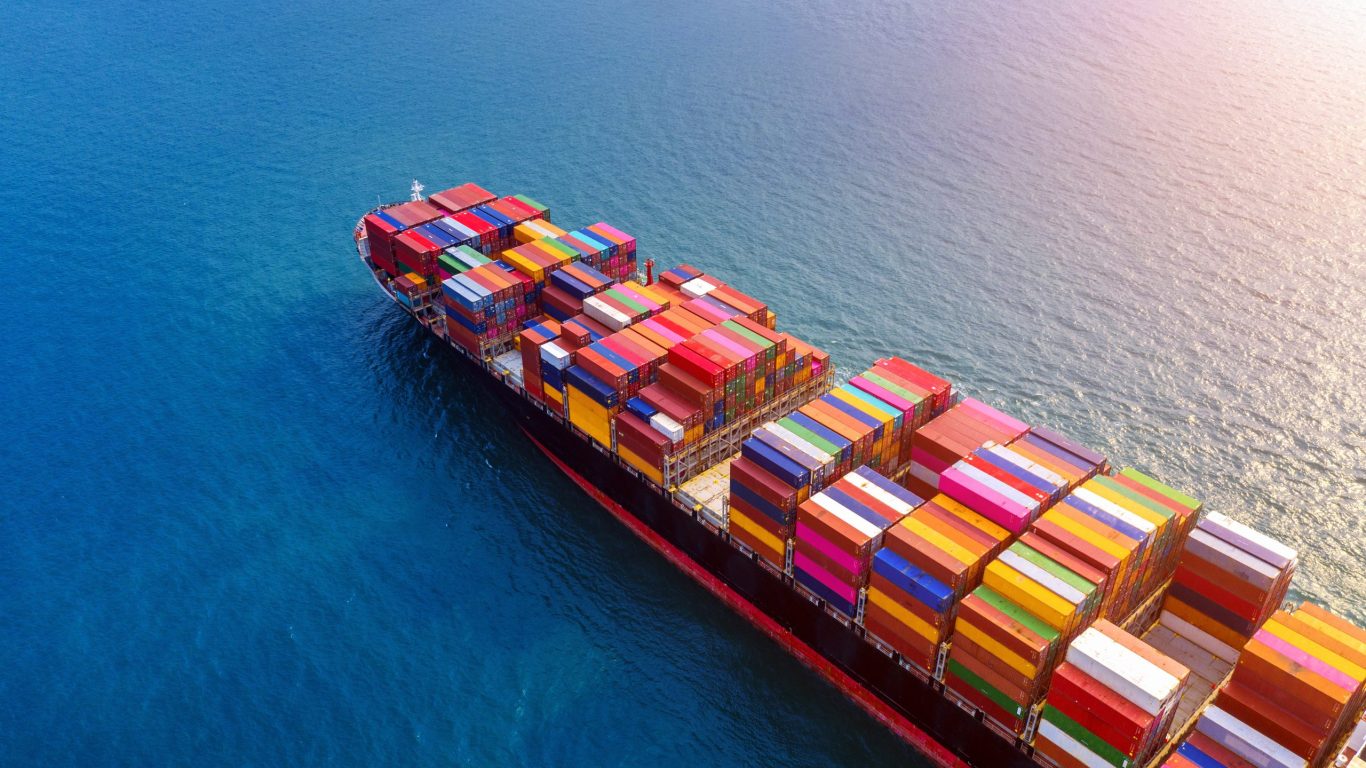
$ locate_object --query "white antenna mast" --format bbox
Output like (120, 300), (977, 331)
(410, 179), (425, 202)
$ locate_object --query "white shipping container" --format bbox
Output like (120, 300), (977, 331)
(1185, 528), (1280, 589)
(680, 277), (717, 299)
(1201, 511), (1297, 570)
(998, 551), (1086, 606)
(908, 461), (939, 489)
(649, 413), (684, 444)
(1036, 720), (1113, 768)
(1196, 707), (1307, 768)
(1158, 610), (1240, 664)
(808, 493), (882, 541)
(765, 422), (835, 467)
(1066, 629), (1180, 716)
(956, 462), (1039, 512)
(583, 296), (631, 331)
(540, 342), (572, 370)
(844, 473), (918, 518)
(1073, 487), (1157, 539)
(985, 445), (1066, 489)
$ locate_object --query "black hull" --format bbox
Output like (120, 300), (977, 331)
(467, 349), (1041, 768)
(360, 223), (1041, 766)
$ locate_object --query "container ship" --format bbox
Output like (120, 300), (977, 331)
(355, 181), (1366, 768)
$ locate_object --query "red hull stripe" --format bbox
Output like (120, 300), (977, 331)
(523, 428), (967, 768)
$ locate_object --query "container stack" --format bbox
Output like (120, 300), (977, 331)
(441, 262), (532, 355)
(792, 468), (913, 617)
(726, 453), (801, 567)
(427, 182), (497, 217)
(437, 244), (493, 282)
(656, 267), (773, 328)
(501, 240), (574, 300)
(727, 427), (834, 568)
(518, 319), (560, 404)
(945, 538), (1106, 733)
(558, 228), (629, 282)
(584, 282), (666, 332)
(1198, 604), (1366, 766)
(904, 399), (1029, 503)
(508, 193), (549, 221)
(614, 407), (675, 486)
(1037, 479), (1170, 621)
(1005, 429), (1107, 493)
(392, 273), (428, 310)
(843, 357), (953, 474)
(936, 441), (1069, 537)
(542, 261), (613, 321)
(1109, 468), (1202, 595)
(537, 337), (573, 414)
(564, 363), (621, 448)
(865, 494), (1011, 670)
(1034, 620), (1191, 768)
(362, 199), (446, 277)
(543, 223), (635, 283)
(1162, 511), (1297, 651)
(512, 217), (569, 248)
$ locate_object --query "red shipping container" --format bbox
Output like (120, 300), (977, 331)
(730, 495), (789, 537)
(363, 214), (400, 275)
(1215, 681), (1325, 760)
(881, 525), (972, 597)
(731, 457), (799, 511)
(1049, 662), (1150, 755)
(428, 183), (495, 214)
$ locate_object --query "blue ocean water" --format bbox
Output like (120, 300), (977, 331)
(2, 0), (1364, 764)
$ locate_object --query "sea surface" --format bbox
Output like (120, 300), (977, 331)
(2, 0), (1364, 765)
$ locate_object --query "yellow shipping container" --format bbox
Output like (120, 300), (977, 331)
(1262, 617), (1366, 686)
(730, 508), (784, 560)
(618, 444), (664, 485)
(513, 222), (549, 244)
(934, 494), (1011, 550)
(984, 561), (1074, 631)
(543, 383), (563, 404)
(902, 516), (979, 569)
(567, 386), (612, 448)
(955, 619), (1039, 678)
(868, 587), (940, 644)
(503, 251), (544, 282)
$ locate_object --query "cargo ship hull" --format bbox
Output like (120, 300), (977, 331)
(418, 311), (1041, 768)
(357, 212), (1041, 767)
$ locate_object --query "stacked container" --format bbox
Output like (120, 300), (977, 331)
(1039, 478), (1178, 622)
(1035, 620), (1191, 768)
(441, 263), (531, 355)
(518, 319), (560, 403)
(614, 407), (674, 485)
(946, 539), (1105, 733)
(543, 262), (613, 320)
(437, 244), (493, 281)
(426, 183), (496, 216)
(1203, 604), (1366, 765)
(564, 364), (620, 448)
(1163, 511), (1297, 651)
(727, 445), (814, 569)
(363, 200), (445, 277)
(841, 358), (952, 474)
(793, 468), (914, 617)
(905, 399), (1029, 502)
(729, 419), (841, 564)
(936, 441), (1072, 536)
(1109, 468), (1202, 596)
(501, 241), (573, 294)
(866, 494), (1011, 671)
